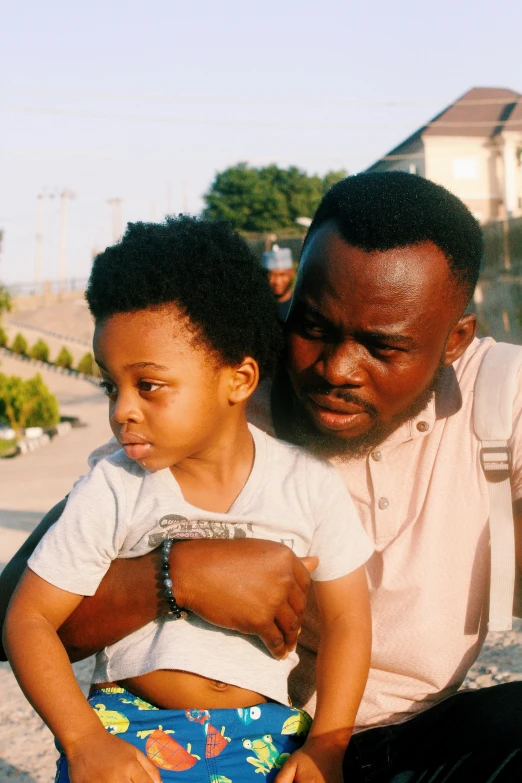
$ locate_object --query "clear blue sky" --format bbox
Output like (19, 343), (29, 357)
(1, 0), (521, 284)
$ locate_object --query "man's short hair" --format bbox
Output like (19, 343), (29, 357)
(86, 216), (282, 378)
(306, 171), (484, 303)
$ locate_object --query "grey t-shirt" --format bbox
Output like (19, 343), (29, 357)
(29, 424), (372, 704)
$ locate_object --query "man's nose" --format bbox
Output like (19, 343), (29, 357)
(317, 342), (366, 388)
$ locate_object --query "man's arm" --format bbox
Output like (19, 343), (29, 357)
(0, 503), (315, 662)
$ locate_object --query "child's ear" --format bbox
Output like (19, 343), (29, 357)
(228, 357), (259, 404)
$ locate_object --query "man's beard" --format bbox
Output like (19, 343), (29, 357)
(278, 363), (444, 462)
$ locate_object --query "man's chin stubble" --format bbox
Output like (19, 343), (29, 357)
(288, 366), (443, 462)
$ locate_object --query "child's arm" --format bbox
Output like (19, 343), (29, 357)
(4, 568), (161, 783)
(276, 565), (371, 783)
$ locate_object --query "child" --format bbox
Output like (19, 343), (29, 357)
(4, 217), (372, 783)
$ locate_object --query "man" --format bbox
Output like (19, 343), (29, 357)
(263, 244), (295, 323)
(2, 172), (522, 781)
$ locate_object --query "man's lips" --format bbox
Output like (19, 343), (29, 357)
(306, 392), (371, 432)
(307, 392), (367, 415)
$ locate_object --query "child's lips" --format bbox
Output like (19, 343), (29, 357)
(122, 442), (152, 460)
(119, 434), (152, 461)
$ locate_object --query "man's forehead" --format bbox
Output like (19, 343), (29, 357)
(297, 224), (454, 309)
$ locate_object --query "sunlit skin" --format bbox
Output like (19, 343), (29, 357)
(93, 305), (270, 708)
(269, 269), (295, 301)
(285, 221), (477, 447)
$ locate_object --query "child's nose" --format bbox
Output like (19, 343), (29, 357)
(111, 394), (141, 424)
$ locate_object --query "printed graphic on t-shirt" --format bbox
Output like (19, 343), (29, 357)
(147, 514), (295, 549)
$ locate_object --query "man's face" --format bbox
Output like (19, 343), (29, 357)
(285, 221), (472, 458)
(269, 269), (294, 299)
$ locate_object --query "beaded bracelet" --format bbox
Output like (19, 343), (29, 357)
(160, 538), (187, 619)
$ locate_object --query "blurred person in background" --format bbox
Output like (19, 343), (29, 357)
(263, 246), (295, 324)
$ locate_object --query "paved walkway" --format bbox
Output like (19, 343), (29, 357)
(0, 351), (110, 781)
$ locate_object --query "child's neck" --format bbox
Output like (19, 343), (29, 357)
(170, 416), (255, 513)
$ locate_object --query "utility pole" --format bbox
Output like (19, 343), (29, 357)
(59, 190), (74, 292)
(35, 193), (45, 294)
(107, 198), (123, 243)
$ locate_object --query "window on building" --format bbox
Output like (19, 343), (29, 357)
(409, 163), (419, 175)
(453, 158), (478, 180)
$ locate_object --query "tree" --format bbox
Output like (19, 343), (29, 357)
(55, 346), (74, 369)
(0, 327), (7, 348)
(0, 372), (59, 433)
(202, 163), (347, 233)
(11, 332), (28, 356)
(24, 373), (60, 428)
(30, 339), (50, 362)
(77, 351), (95, 375)
(0, 285), (11, 323)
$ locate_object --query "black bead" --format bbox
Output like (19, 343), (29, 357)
(164, 587), (173, 598)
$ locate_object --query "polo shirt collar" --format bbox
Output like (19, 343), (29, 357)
(380, 365), (462, 448)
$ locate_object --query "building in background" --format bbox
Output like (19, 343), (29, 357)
(367, 87), (522, 224)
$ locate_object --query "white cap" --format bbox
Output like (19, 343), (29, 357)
(262, 247), (293, 271)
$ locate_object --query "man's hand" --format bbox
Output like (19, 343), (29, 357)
(172, 539), (317, 659)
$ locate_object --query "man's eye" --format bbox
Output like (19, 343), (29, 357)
(99, 380), (116, 396)
(301, 319), (325, 337)
(370, 344), (398, 356)
(138, 381), (162, 393)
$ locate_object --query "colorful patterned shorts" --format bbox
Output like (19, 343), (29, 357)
(55, 687), (311, 782)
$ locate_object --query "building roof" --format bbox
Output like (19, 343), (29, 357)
(367, 87), (522, 170)
(423, 87), (521, 138)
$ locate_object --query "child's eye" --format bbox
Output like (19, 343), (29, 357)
(99, 380), (117, 396)
(138, 381), (162, 393)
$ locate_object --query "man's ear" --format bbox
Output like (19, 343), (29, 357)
(443, 313), (477, 366)
(228, 357), (259, 405)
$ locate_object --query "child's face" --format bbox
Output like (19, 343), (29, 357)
(93, 307), (245, 472)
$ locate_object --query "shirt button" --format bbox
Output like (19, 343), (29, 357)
(371, 450), (382, 461)
(378, 497), (390, 510)
(416, 421), (429, 432)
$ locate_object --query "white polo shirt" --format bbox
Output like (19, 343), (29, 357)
(284, 337), (522, 731)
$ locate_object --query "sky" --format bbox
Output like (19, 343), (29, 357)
(1, 0), (521, 285)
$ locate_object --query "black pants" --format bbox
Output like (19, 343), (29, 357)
(344, 683), (522, 782)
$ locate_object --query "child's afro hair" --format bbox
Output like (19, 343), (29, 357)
(86, 216), (282, 378)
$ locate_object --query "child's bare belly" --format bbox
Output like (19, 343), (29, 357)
(96, 670), (267, 710)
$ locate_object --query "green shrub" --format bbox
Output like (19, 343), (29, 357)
(30, 339), (50, 362)
(77, 351), (94, 375)
(0, 372), (59, 433)
(55, 346), (74, 369)
(11, 332), (28, 356)
(0, 326), (7, 348)
(24, 373), (60, 428)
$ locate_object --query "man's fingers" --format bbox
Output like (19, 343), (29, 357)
(258, 620), (289, 659)
(135, 749), (162, 783)
(275, 603), (301, 650)
(296, 557), (317, 593)
(287, 582), (307, 623)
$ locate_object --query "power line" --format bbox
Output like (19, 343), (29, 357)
(2, 103), (521, 129)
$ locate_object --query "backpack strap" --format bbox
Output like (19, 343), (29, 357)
(473, 342), (522, 631)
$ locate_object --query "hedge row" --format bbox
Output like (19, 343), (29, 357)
(0, 329), (98, 376)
